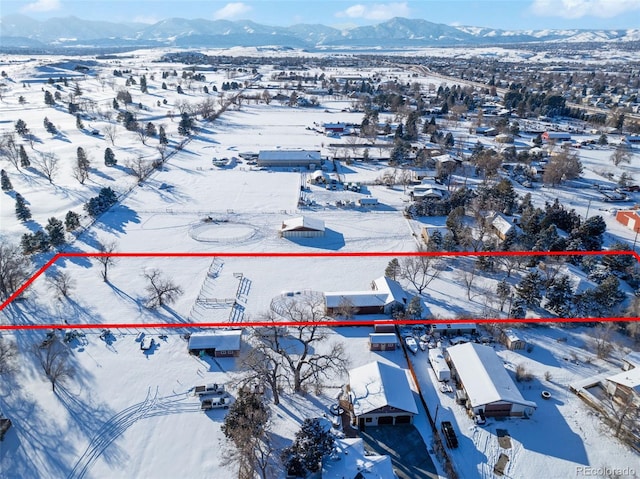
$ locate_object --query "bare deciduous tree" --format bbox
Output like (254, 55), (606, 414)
(143, 268), (184, 308)
(0, 337), (18, 376)
(0, 240), (30, 300)
(95, 240), (118, 282)
(254, 295), (349, 394)
(456, 262), (477, 300)
(592, 323), (615, 359)
(72, 165), (89, 185)
(400, 250), (442, 294)
(32, 332), (74, 392)
(46, 270), (75, 299)
(0, 133), (22, 171)
(103, 123), (117, 145)
(34, 151), (59, 184)
(127, 157), (154, 182)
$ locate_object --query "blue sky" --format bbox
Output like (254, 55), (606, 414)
(3, 0), (640, 30)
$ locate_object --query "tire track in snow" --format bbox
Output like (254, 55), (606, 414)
(67, 389), (198, 479)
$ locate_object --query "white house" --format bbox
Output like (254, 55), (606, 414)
(347, 361), (418, 428)
(325, 276), (409, 316)
(446, 342), (537, 417)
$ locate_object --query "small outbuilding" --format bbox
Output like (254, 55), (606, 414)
(280, 216), (325, 238)
(369, 333), (398, 351)
(188, 330), (242, 357)
(500, 329), (526, 350)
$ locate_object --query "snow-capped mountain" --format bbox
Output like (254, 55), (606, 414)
(1, 14), (638, 50)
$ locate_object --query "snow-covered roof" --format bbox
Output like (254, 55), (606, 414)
(325, 276), (408, 309)
(188, 330), (242, 351)
(258, 149), (321, 162)
(348, 361), (418, 417)
(502, 329), (521, 343)
(325, 292), (387, 308)
(369, 333), (397, 344)
(491, 212), (516, 236)
(607, 367), (640, 391)
(322, 437), (396, 479)
(446, 342), (537, 409)
(281, 216), (325, 232)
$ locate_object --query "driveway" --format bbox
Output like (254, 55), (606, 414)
(359, 424), (439, 479)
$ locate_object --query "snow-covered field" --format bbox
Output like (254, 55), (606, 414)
(1, 49), (639, 478)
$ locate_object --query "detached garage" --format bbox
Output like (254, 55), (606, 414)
(279, 216), (325, 238)
(446, 342), (537, 417)
(347, 361), (418, 428)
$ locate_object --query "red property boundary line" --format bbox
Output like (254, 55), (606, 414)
(1, 250), (639, 330)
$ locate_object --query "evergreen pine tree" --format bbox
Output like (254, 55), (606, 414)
(140, 75), (148, 93)
(15, 193), (31, 221)
(1, 169), (12, 191)
(65, 210), (81, 231)
(77, 147), (90, 171)
(177, 113), (193, 136)
(496, 279), (511, 312)
(515, 270), (544, 307)
(43, 117), (57, 134)
(545, 275), (574, 317)
(384, 258), (400, 280)
(14, 119), (29, 136)
(76, 114), (84, 129)
(19, 145), (30, 168)
(158, 125), (168, 145)
(45, 217), (65, 247)
(104, 147), (117, 166)
(44, 90), (55, 106)
(406, 295), (423, 319)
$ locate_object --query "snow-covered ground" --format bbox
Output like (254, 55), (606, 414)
(1, 50), (639, 478)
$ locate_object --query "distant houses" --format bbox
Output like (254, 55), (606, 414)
(541, 131), (571, 142)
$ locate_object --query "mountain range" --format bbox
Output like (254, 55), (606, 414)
(1, 14), (639, 50)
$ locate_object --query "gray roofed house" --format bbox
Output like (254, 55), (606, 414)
(257, 149), (321, 168)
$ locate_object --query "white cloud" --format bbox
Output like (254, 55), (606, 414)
(213, 2), (252, 20)
(336, 2), (411, 21)
(21, 0), (61, 13)
(530, 0), (640, 19)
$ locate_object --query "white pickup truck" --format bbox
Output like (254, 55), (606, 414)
(194, 383), (226, 396)
(201, 396), (231, 410)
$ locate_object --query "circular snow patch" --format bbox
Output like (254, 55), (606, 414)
(189, 222), (257, 243)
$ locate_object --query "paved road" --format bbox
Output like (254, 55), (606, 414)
(360, 424), (440, 479)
